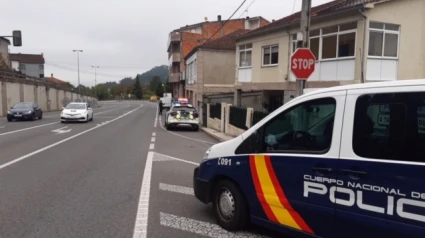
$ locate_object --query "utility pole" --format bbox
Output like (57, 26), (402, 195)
(92, 66), (99, 98)
(296, 0), (312, 97)
(73, 50), (83, 93)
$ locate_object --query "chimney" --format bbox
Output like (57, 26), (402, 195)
(246, 16), (250, 19)
(272, 19), (275, 22)
(51, 73), (53, 78)
(217, 15), (222, 21)
(219, 14), (224, 37)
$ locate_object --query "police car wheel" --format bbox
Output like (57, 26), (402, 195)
(213, 180), (249, 231)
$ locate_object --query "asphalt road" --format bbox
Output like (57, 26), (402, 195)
(0, 100), (278, 238)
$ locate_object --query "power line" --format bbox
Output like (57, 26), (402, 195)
(45, 62), (132, 78)
(201, 0), (248, 47)
(48, 60), (144, 69)
(238, 0), (257, 18)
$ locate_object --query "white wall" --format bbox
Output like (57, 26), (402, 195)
(23, 84), (35, 102)
(5, 82), (20, 109)
(37, 86), (47, 111)
(49, 88), (58, 111)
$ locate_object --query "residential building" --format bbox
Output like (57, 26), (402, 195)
(234, 0), (425, 112)
(9, 53), (45, 78)
(0, 37), (11, 69)
(45, 73), (67, 85)
(184, 29), (249, 114)
(167, 15), (269, 98)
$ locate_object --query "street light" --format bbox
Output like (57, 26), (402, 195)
(92, 66), (99, 98)
(72, 50), (83, 93)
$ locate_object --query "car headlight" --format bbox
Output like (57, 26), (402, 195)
(25, 111), (33, 114)
(7, 110), (11, 114)
(202, 148), (212, 162)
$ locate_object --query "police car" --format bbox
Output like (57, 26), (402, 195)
(165, 103), (199, 131)
(193, 79), (425, 238)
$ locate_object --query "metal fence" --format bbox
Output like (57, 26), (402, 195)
(252, 110), (270, 127)
(229, 106), (248, 130)
(210, 103), (221, 119)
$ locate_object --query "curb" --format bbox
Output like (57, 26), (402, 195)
(200, 127), (228, 142)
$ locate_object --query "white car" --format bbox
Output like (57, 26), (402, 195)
(60, 102), (93, 123)
(165, 104), (199, 131)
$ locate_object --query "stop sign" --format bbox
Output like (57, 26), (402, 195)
(291, 48), (316, 80)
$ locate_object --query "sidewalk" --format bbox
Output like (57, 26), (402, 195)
(200, 127), (235, 142)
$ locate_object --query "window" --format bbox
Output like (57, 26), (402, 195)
(39, 65), (44, 70)
(261, 98), (336, 153)
(338, 32), (356, 57)
(19, 63), (25, 70)
(239, 43), (252, 67)
(262, 45), (278, 66)
(368, 22), (400, 58)
(322, 35), (337, 59)
(39, 74), (44, 78)
(353, 92), (425, 163)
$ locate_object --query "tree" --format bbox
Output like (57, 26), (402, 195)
(155, 83), (164, 97)
(132, 75), (143, 99)
(149, 76), (162, 92)
(164, 77), (173, 93)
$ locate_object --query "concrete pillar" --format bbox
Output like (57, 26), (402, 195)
(46, 87), (51, 111)
(225, 104), (232, 135)
(234, 89), (242, 107)
(220, 103), (226, 133)
(34, 85), (38, 104)
(19, 84), (24, 102)
(246, 107), (254, 128)
(1, 82), (7, 116)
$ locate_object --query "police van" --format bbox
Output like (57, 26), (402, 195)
(193, 80), (425, 238)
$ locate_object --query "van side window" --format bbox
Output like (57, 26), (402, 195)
(353, 92), (425, 163)
(261, 98), (336, 154)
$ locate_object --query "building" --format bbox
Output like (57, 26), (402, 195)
(234, 0), (425, 112)
(184, 29), (249, 113)
(44, 73), (67, 85)
(167, 15), (269, 98)
(9, 53), (45, 78)
(0, 37), (11, 69)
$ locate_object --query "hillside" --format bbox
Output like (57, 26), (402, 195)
(138, 65), (168, 84)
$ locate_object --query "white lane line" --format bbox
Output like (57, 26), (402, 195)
(0, 122), (59, 137)
(149, 143), (155, 150)
(133, 151), (153, 238)
(151, 137), (155, 142)
(159, 117), (215, 145)
(94, 104), (131, 115)
(0, 105), (143, 170)
(0, 126), (5, 129)
(154, 105), (158, 128)
(160, 212), (269, 238)
(153, 152), (199, 166)
(159, 183), (194, 196)
(152, 132), (156, 137)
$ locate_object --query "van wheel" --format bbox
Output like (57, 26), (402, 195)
(213, 180), (249, 231)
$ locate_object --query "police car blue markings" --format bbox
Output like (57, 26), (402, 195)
(304, 175), (425, 223)
(218, 157), (232, 166)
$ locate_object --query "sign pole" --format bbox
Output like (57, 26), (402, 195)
(296, 0), (312, 97)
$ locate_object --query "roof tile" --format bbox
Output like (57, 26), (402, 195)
(9, 53), (45, 64)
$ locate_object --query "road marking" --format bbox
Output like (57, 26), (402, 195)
(94, 104), (131, 115)
(51, 126), (72, 135)
(153, 152), (199, 166)
(0, 126), (5, 129)
(160, 212), (269, 238)
(159, 117), (215, 145)
(152, 132), (156, 137)
(151, 137), (155, 142)
(149, 143), (155, 150)
(0, 121), (59, 137)
(133, 151), (153, 238)
(0, 105), (143, 170)
(159, 183), (194, 196)
(154, 105), (158, 128)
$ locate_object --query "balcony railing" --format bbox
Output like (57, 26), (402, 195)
(169, 73), (180, 83)
(167, 32), (181, 50)
(168, 52), (181, 65)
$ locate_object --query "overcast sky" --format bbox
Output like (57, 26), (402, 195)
(1, 0), (332, 87)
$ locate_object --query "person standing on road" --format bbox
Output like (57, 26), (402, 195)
(159, 100), (163, 115)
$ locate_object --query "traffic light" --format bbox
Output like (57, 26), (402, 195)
(12, 30), (22, 46)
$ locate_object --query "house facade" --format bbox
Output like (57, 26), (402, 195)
(167, 16), (269, 98)
(0, 37), (10, 69)
(234, 0), (425, 112)
(9, 53), (45, 78)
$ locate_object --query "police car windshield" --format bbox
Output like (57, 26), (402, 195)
(172, 107), (195, 112)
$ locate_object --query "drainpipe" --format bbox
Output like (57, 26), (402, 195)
(359, 9), (367, 83)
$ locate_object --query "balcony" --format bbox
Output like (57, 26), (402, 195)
(168, 52), (181, 65)
(167, 32), (181, 50)
(169, 73), (180, 83)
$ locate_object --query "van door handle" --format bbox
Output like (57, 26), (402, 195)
(341, 169), (367, 176)
(312, 167), (333, 173)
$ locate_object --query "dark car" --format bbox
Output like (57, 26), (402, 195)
(7, 102), (43, 121)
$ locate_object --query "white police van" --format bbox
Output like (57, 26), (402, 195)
(193, 79), (425, 238)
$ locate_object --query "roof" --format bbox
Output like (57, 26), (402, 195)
(175, 16), (267, 32)
(45, 76), (67, 85)
(237, 0), (389, 40)
(0, 37), (10, 44)
(185, 29), (250, 60)
(9, 53), (45, 64)
(302, 79), (425, 99)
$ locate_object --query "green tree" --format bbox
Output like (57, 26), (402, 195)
(95, 84), (110, 100)
(132, 75), (143, 99)
(149, 76), (162, 92)
(155, 83), (164, 97)
(164, 77), (172, 93)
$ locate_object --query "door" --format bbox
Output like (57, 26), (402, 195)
(251, 90), (346, 237)
(336, 88), (425, 238)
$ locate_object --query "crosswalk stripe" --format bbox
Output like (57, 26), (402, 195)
(159, 183), (194, 195)
(159, 212), (269, 238)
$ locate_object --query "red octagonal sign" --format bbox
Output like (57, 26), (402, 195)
(291, 48), (316, 80)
